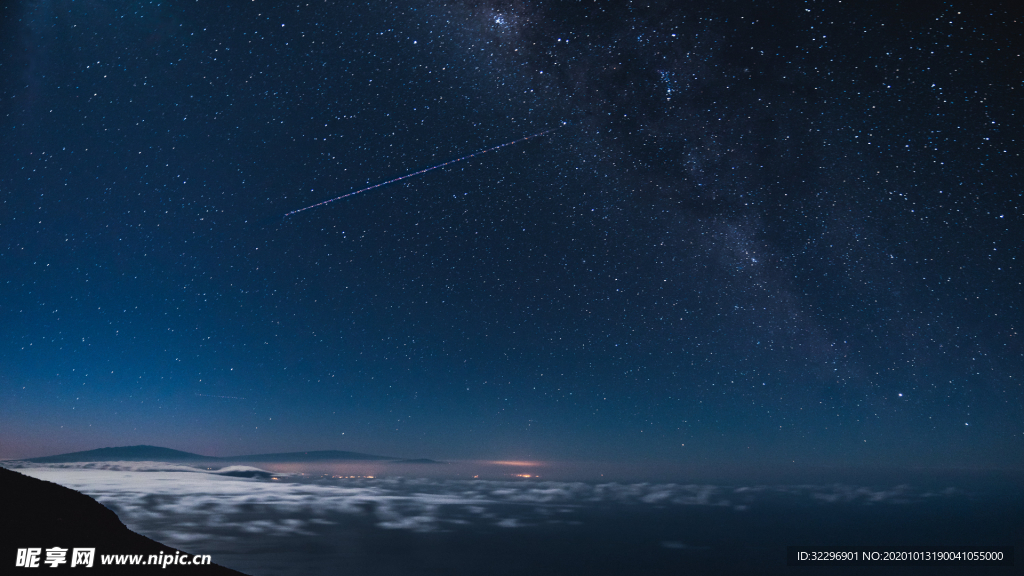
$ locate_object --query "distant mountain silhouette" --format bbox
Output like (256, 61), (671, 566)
(25, 445), (219, 463)
(17, 445), (439, 464)
(226, 450), (391, 462)
(1, 466), (246, 574)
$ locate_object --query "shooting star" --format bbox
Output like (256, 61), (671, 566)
(195, 393), (248, 400)
(284, 124), (563, 217)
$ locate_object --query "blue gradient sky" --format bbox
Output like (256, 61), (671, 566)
(2, 0), (1021, 469)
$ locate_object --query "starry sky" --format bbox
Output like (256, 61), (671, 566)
(1, 0), (1021, 469)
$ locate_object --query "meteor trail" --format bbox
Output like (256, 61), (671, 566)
(195, 393), (247, 400)
(284, 125), (562, 217)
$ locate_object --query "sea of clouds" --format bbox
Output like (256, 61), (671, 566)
(1, 460), (974, 576)
(4, 460), (960, 536)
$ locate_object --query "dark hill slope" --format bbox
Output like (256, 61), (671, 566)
(1, 466), (246, 574)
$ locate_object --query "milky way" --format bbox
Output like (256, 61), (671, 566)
(0, 0), (1020, 468)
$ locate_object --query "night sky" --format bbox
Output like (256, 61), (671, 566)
(2, 0), (1021, 469)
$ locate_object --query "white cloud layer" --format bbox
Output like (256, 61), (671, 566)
(5, 460), (960, 543)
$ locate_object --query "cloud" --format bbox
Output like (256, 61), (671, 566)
(4, 462), (963, 549)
